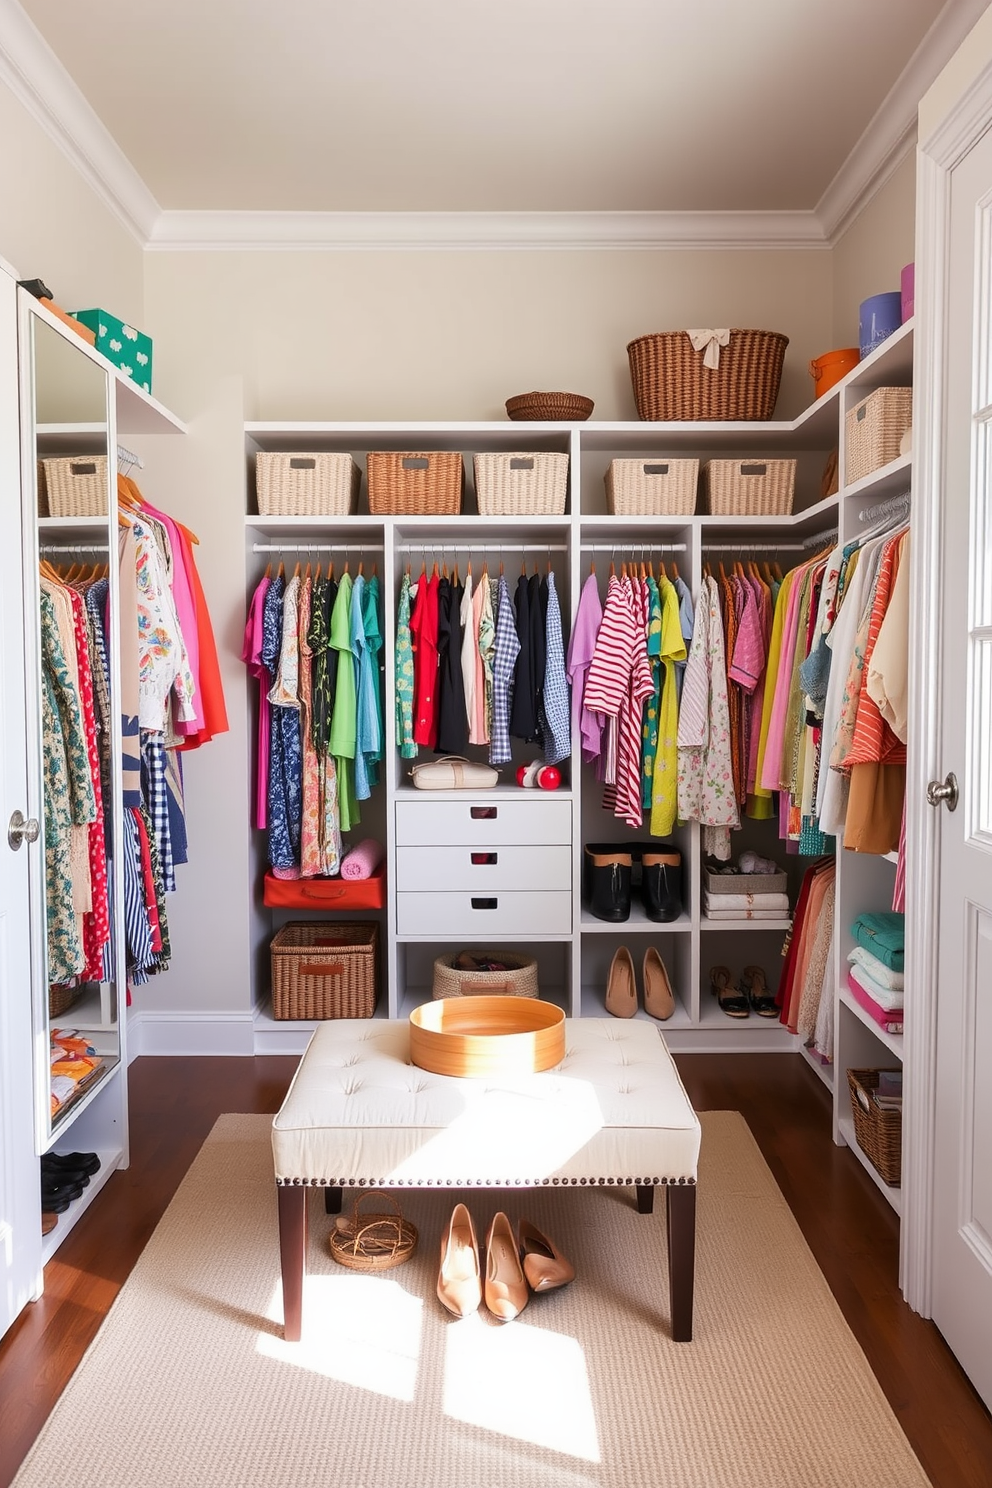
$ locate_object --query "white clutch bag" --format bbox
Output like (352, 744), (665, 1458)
(410, 756), (499, 790)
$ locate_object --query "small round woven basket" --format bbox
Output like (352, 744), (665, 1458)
(329, 1191), (418, 1273)
(432, 949), (539, 1000)
(505, 391), (594, 421)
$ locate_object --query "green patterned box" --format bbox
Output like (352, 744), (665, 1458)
(71, 308), (153, 394)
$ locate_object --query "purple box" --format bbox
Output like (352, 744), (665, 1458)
(859, 292), (903, 359)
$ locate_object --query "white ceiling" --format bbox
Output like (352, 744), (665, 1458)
(14, 0), (955, 216)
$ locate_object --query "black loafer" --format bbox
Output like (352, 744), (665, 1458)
(45, 1151), (100, 1176)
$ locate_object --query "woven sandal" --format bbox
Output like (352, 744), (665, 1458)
(740, 965), (778, 1018)
(710, 964), (749, 1019)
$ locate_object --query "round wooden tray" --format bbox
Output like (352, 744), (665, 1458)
(409, 996), (566, 1077)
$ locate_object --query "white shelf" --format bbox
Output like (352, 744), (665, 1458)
(39, 1139), (124, 1262)
(700, 916), (793, 932)
(799, 1040), (834, 1090)
(48, 1056), (121, 1140)
(579, 988), (694, 1028)
(580, 908), (691, 933)
(839, 987), (904, 1058)
(837, 1114), (902, 1215)
(842, 452), (912, 507)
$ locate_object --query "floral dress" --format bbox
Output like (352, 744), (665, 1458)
(395, 572), (417, 759)
(676, 575), (739, 859)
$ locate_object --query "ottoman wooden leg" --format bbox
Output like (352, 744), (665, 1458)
(666, 1183), (696, 1342)
(277, 1185), (307, 1342)
(324, 1186), (343, 1214)
(636, 1183), (655, 1214)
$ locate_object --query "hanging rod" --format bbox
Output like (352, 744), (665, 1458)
(40, 543), (109, 554)
(252, 543), (384, 553)
(858, 490), (910, 523)
(395, 542), (568, 553)
(117, 443), (143, 472)
(582, 543), (687, 553)
(702, 526), (837, 554)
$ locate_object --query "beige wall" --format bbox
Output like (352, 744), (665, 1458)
(0, 82), (143, 324)
(830, 151), (917, 350)
(144, 247), (833, 425)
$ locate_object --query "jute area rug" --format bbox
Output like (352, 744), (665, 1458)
(13, 1112), (931, 1488)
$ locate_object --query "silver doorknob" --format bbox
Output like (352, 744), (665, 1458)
(926, 773), (959, 811)
(7, 810), (40, 850)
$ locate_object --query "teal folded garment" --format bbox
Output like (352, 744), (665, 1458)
(851, 912), (905, 972)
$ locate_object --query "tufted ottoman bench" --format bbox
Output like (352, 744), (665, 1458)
(272, 1017), (701, 1341)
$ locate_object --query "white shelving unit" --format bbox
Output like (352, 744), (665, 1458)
(241, 322), (912, 1215)
(16, 291), (187, 1267)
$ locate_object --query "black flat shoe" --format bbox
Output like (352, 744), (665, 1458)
(45, 1151), (100, 1176)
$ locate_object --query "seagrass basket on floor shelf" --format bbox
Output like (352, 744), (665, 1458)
(269, 921), (378, 1019)
(627, 329), (789, 421)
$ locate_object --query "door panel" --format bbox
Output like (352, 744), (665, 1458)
(932, 124), (992, 1411)
(0, 269), (40, 1336)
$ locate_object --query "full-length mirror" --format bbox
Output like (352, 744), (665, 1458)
(29, 310), (119, 1140)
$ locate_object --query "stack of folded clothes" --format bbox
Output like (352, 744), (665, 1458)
(703, 852), (789, 921)
(50, 1028), (105, 1119)
(846, 911), (905, 1034)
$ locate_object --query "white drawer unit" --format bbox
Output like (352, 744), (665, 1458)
(394, 797), (571, 847)
(396, 843), (571, 892)
(395, 890), (572, 937)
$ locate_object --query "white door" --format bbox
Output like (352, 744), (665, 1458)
(0, 266), (41, 1335)
(929, 122), (992, 1412)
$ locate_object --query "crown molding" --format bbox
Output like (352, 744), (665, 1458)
(146, 208), (828, 252)
(817, 0), (990, 243)
(0, 0), (159, 245)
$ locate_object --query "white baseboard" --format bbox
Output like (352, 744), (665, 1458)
(126, 1010), (256, 1058)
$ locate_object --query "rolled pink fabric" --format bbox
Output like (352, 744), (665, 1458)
(340, 838), (385, 880)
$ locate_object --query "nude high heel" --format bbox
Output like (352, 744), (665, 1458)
(518, 1219), (575, 1292)
(642, 946), (675, 1021)
(437, 1202), (482, 1318)
(484, 1211), (529, 1321)
(605, 945), (637, 1018)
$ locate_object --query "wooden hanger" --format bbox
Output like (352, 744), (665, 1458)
(265, 562), (272, 580)
(671, 558), (679, 580)
(772, 561), (783, 580)
(718, 561), (727, 582)
(703, 560), (712, 578)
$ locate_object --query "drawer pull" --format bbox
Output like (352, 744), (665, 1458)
(460, 978), (509, 996)
(299, 961), (344, 978)
(470, 806), (498, 820)
(471, 897), (498, 910)
(471, 852), (498, 865)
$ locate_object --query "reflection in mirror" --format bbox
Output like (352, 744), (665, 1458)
(33, 316), (109, 520)
(30, 309), (120, 1133)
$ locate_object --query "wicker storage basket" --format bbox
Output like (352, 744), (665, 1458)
(270, 921), (378, 1020)
(702, 458), (796, 516)
(255, 452), (361, 517)
(432, 949), (539, 1000)
(41, 454), (108, 518)
(366, 451), (463, 515)
(605, 457), (699, 515)
(703, 867), (787, 896)
(49, 983), (84, 1020)
(627, 329), (789, 421)
(505, 391), (594, 421)
(473, 452), (568, 516)
(847, 1068), (902, 1186)
(845, 387), (913, 486)
(329, 1191), (418, 1272)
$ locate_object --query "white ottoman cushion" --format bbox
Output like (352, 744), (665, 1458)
(272, 1018), (700, 1189)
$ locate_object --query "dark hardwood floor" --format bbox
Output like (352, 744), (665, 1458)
(0, 1052), (989, 1488)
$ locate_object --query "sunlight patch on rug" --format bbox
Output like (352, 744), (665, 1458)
(257, 1274), (424, 1400)
(443, 1311), (600, 1461)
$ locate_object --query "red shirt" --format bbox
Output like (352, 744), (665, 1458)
(410, 572), (440, 749)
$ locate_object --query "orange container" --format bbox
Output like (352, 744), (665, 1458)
(809, 347), (859, 399)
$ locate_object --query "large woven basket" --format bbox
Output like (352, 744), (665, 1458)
(845, 386), (912, 486)
(605, 458), (699, 515)
(366, 451), (463, 515)
(255, 452), (361, 516)
(473, 452), (568, 515)
(432, 949), (539, 1000)
(847, 1068), (902, 1186)
(270, 921), (378, 1019)
(42, 455), (108, 518)
(49, 983), (84, 1020)
(627, 329), (789, 421)
(329, 1191), (418, 1272)
(702, 458), (796, 516)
